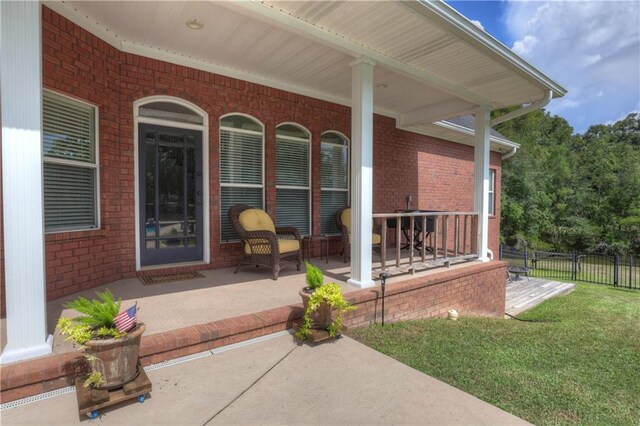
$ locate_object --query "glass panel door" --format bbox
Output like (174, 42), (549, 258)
(139, 123), (203, 266)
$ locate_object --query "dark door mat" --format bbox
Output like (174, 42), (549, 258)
(139, 271), (206, 285)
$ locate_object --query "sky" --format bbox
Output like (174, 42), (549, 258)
(445, 0), (640, 134)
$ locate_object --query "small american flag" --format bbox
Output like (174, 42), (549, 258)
(114, 303), (137, 333)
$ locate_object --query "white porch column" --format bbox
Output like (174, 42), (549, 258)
(0, 1), (52, 364)
(348, 58), (375, 288)
(473, 110), (491, 262)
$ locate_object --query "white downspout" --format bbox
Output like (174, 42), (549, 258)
(491, 90), (553, 126)
(502, 145), (518, 160)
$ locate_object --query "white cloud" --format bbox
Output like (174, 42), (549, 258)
(470, 19), (485, 31)
(512, 35), (537, 56)
(505, 1), (640, 133)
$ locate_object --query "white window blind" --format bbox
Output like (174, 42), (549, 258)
(321, 132), (349, 235)
(43, 90), (98, 232)
(220, 115), (264, 242)
(276, 125), (310, 235)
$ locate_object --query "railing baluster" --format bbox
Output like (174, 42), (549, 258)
(470, 216), (475, 256)
(396, 216), (402, 268)
(421, 216), (427, 263)
(409, 216), (415, 271)
(463, 215), (468, 256)
(381, 218), (387, 271)
(442, 215), (449, 259)
(433, 215), (439, 261)
(454, 215), (459, 257)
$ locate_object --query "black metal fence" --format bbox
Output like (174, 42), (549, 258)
(499, 245), (640, 290)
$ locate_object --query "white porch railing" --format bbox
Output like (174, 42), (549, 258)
(373, 211), (479, 275)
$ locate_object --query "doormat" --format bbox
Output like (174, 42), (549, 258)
(138, 271), (205, 285)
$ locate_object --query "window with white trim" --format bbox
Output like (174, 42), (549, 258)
(220, 114), (264, 242)
(489, 169), (496, 216)
(43, 90), (99, 232)
(276, 124), (311, 235)
(320, 132), (349, 235)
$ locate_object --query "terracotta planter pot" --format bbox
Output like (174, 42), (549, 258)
(299, 288), (333, 330)
(83, 322), (146, 390)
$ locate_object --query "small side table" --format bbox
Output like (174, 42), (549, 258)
(303, 234), (329, 264)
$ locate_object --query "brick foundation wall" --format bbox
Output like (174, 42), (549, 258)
(0, 7), (503, 312)
(0, 261), (506, 403)
(344, 261), (506, 327)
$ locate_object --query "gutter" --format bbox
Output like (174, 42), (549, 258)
(491, 90), (552, 159)
(501, 145), (518, 160)
(491, 91), (553, 126)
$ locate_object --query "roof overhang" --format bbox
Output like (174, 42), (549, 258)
(44, 0), (564, 151)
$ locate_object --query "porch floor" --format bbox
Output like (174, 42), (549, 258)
(505, 277), (576, 316)
(1, 248), (479, 356)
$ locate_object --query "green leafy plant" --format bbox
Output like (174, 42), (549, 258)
(65, 290), (121, 328)
(305, 261), (324, 289)
(296, 283), (355, 340)
(57, 290), (125, 346)
(83, 371), (104, 389)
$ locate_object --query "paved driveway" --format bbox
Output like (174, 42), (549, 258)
(1, 333), (528, 425)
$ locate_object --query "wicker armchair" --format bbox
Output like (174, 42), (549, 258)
(336, 206), (382, 263)
(228, 204), (302, 280)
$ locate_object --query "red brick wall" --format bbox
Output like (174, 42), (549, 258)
(0, 7), (502, 307)
(345, 261), (507, 327)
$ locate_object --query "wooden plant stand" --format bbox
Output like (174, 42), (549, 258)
(75, 365), (152, 419)
(300, 325), (347, 344)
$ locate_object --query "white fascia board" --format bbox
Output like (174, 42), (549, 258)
(407, 1), (567, 98)
(41, 1), (399, 120)
(433, 120), (520, 149)
(221, 0), (494, 108)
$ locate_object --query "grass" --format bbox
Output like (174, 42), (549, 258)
(348, 283), (640, 425)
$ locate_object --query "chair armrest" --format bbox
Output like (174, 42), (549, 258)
(275, 227), (301, 241)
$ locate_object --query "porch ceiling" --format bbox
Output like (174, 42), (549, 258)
(47, 0), (565, 134)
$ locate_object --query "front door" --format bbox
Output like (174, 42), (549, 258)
(139, 123), (203, 266)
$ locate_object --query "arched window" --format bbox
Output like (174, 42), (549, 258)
(275, 123), (311, 235)
(139, 101), (204, 125)
(320, 131), (349, 234)
(220, 114), (264, 242)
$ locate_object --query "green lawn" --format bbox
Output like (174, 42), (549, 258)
(348, 283), (640, 425)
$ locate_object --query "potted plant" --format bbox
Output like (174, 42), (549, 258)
(296, 262), (355, 340)
(57, 290), (145, 390)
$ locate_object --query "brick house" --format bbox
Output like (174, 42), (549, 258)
(0, 0), (565, 371)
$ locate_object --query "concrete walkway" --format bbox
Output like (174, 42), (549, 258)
(506, 278), (575, 316)
(1, 333), (527, 425)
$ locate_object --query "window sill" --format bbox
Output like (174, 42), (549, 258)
(45, 228), (106, 242)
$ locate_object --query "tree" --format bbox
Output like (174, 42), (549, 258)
(496, 109), (640, 254)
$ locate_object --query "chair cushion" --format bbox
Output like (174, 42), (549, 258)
(278, 239), (300, 254)
(238, 209), (276, 234)
(341, 208), (351, 233)
(244, 238), (300, 255)
(348, 233), (382, 245)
